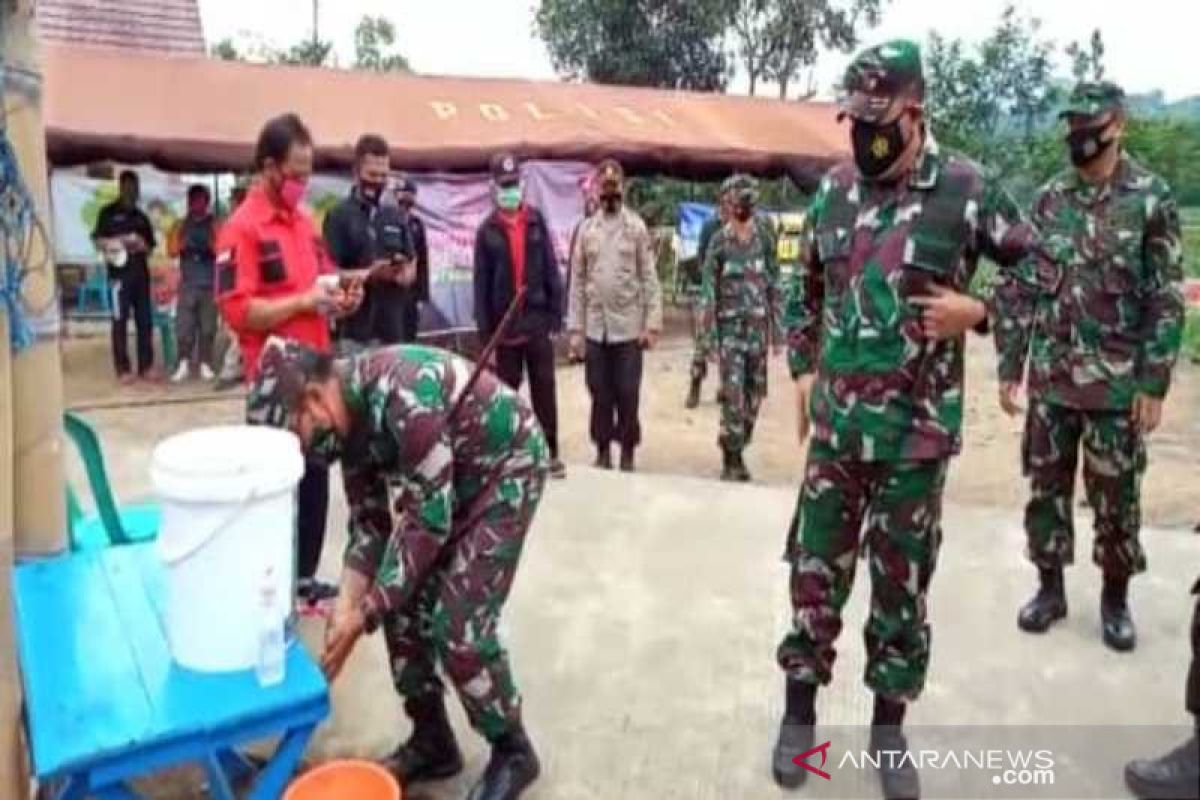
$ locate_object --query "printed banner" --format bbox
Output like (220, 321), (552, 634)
(677, 201), (716, 261)
(50, 161), (592, 333)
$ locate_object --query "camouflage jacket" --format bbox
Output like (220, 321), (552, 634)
(785, 135), (1037, 462)
(340, 345), (548, 616)
(993, 155), (1185, 409)
(700, 218), (782, 336)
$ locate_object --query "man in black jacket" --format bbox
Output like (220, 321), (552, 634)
(473, 152), (566, 478)
(324, 134), (420, 349)
(394, 175), (430, 341)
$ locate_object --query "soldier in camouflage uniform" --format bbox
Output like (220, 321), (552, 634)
(685, 182), (733, 409)
(246, 337), (546, 800)
(699, 175), (781, 481)
(771, 41), (1041, 798)
(994, 82), (1185, 653)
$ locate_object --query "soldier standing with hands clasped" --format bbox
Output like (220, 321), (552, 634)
(699, 174), (780, 482)
(994, 82), (1185, 653)
(771, 40), (1041, 799)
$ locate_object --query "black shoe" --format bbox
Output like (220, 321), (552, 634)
(381, 695), (464, 784)
(732, 451), (751, 482)
(1124, 735), (1199, 799)
(619, 448), (635, 472)
(720, 450), (738, 482)
(772, 678), (817, 789)
(1101, 575), (1136, 652)
(548, 457), (567, 480)
(870, 727), (922, 800)
(685, 377), (702, 409)
(1017, 567), (1067, 633)
(296, 578), (339, 606)
(594, 447), (612, 470)
(467, 724), (541, 800)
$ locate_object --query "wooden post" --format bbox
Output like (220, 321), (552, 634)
(2, 1), (66, 796)
(5, 0), (66, 557)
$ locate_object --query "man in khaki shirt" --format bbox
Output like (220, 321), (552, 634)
(568, 159), (664, 472)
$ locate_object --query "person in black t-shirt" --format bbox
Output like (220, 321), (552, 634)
(323, 134), (419, 350)
(393, 175), (430, 342)
(92, 170), (157, 384)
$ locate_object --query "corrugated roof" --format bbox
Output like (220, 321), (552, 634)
(37, 0), (204, 55)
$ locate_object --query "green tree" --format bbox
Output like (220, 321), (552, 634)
(1066, 29), (1105, 83)
(274, 39), (334, 67)
(534, 0), (731, 90)
(354, 15), (411, 72)
(729, 0), (885, 98)
(210, 37), (242, 61)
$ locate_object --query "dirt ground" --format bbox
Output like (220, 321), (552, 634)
(63, 310), (1200, 529)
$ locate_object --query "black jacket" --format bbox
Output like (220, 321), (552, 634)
(473, 205), (563, 340)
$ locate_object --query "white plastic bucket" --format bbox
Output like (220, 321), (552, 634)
(151, 425), (305, 673)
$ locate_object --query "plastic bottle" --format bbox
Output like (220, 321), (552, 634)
(256, 567), (286, 687)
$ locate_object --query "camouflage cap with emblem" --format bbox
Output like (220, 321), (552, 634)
(1060, 81), (1126, 120)
(838, 39), (925, 124)
(726, 174), (759, 207)
(245, 336), (327, 428)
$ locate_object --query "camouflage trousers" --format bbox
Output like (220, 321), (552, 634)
(716, 317), (768, 452)
(382, 466), (545, 742)
(778, 442), (948, 701)
(1022, 400), (1147, 578)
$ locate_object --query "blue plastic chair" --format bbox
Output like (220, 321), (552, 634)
(75, 264), (112, 315)
(63, 411), (160, 551)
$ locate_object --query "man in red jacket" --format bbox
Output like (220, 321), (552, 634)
(216, 112), (362, 603)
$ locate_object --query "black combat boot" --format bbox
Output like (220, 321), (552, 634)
(731, 450), (751, 482)
(1101, 574), (1136, 652)
(619, 447), (636, 473)
(721, 450), (738, 482)
(871, 696), (921, 800)
(1017, 566), (1067, 633)
(381, 694), (464, 784)
(1123, 726), (1199, 800)
(772, 677), (817, 789)
(594, 445), (612, 470)
(467, 722), (541, 800)
(686, 375), (702, 409)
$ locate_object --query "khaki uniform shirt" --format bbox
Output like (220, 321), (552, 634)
(567, 206), (664, 344)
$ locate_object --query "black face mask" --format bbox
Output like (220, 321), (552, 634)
(359, 180), (385, 205)
(1066, 125), (1114, 168)
(601, 193), (621, 212)
(851, 118), (907, 179)
(733, 206), (753, 222)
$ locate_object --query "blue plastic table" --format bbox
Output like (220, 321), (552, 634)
(13, 544), (330, 799)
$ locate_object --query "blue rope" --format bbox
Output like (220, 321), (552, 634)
(0, 130), (40, 353)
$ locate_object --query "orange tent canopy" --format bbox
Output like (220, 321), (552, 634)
(43, 44), (848, 186)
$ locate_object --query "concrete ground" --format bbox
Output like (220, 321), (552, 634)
(55, 329), (1200, 799)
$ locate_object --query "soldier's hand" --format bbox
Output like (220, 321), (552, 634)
(999, 382), (1024, 417)
(911, 285), (987, 340)
(1131, 394), (1164, 435)
(321, 605), (365, 681)
(795, 374), (815, 445)
(640, 329), (660, 350)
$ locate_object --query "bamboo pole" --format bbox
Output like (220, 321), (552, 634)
(2, 1), (64, 795)
(5, 0), (66, 556)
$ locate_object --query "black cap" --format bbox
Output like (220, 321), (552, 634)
(490, 152), (521, 187)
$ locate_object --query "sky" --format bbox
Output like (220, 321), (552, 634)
(198, 0), (1198, 101)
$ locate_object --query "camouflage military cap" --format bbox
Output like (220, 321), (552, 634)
(246, 337), (326, 428)
(1060, 81), (1125, 119)
(839, 39), (925, 123)
(726, 174), (759, 206)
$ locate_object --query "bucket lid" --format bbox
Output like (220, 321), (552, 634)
(151, 425), (305, 503)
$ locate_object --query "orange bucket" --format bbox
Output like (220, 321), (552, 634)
(284, 760), (401, 800)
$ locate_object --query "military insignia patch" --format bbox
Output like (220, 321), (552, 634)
(871, 135), (890, 159)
